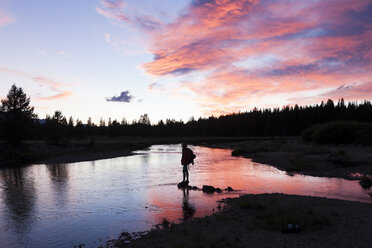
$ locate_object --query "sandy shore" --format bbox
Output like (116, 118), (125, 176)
(106, 193), (372, 248)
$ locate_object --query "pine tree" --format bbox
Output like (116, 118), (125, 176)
(0, 84), (36, 146)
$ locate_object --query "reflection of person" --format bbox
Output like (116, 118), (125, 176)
(182, 188), (195, 220)
(181, 143), (195, 182)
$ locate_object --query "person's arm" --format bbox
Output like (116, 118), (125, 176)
(191, 149), (195, 165)
(181, 149), (185, 165)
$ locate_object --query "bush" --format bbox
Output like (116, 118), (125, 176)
(301, 125), (317, 142)
(231, 148), (246, 156)
(302, 121), (372, 145)
(359, 176), (372, 188)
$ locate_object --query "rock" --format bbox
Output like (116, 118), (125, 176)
(177, 182), (200, 190)
(225, 186), (234, 191)
(177, 181), (189, 189)
(202, 185), (216, 193)
(202, 185), (222, 193)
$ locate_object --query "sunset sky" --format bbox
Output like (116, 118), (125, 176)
(1, 0), (371, 123)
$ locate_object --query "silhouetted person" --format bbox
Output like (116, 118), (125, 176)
(181, 143), (195, 182)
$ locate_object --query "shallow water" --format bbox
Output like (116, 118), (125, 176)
(0, 144), (371, 247)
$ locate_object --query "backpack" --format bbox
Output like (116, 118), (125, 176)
(191, 150), (196, 163)
(182, 148), (196, 165)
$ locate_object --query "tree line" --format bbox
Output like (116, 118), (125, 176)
(1, 84), (372, 146)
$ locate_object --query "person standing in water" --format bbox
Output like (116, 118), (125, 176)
(181, 143), (196, 183)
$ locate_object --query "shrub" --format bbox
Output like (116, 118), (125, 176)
(231, 148), (246, 156)
(301, 125), (317, 142)
(302, 121), (372, 145)
(359, 176), (372, 188)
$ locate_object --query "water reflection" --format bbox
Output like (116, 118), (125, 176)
(0, 167), (36, 233)
(181, 188), (195, 220)
(0, 144), (371, 248)
(46, 164), (69, 207)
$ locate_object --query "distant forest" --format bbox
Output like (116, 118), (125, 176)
(1, 85), (372, 145)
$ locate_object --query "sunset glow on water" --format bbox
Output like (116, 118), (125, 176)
(0, 144), (371, 248)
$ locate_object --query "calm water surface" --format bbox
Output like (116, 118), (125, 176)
(0, 144), (371, 248)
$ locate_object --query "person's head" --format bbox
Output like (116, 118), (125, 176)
(182, 143), (187, 149)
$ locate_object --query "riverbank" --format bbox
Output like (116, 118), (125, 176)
(207, 137), (372, 180)
(0, 138), (147, 166)
(105, 193), (372, 248)
(2, 137), (372, 181)
(0, 136), (251, 166)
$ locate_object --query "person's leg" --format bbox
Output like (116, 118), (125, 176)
(183, 165), (187, 182)
(185, 169), (189, 182)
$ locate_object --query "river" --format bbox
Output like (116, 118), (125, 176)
(0, 144), (371, 247)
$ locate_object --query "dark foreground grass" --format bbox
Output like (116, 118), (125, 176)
(105, 194), (372, 248)
(235, 195), (331, 231)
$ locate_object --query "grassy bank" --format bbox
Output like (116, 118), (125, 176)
(0, 136), (253, 167)
(212, 137), (372, 180)
(2, 136), (372, 180)
(2, 136), (372, 181)
(105, 193), (372, 248)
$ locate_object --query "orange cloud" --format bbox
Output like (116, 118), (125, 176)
(102, 0), (372, 115)
(36, 91), (73, 101)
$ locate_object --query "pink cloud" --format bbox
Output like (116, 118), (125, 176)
(96, 0), (161, 30)
(36, 91), (73, 101)
(104, 0), (372, 115)
(287, 81), (372, 105)
(0, 9), (14, 27)
(105, 33), (111, 44)
(0, 67), (72, 101)
(96, 4), (131, 23)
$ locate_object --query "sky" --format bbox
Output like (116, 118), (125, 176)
(0, 0), (372, 124)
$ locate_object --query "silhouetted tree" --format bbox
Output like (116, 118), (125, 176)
(45, 111), (69, 146)
(121, 117), (127, 125)
(4, 97), (372, 141)
(87, 117), (93, 127)
(139, 114), (151, 125)
(0, 84), (36, 146)
(86, 117), (95, 135)
(73, 119), (86, 139)
(98, 118), (104, 127)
